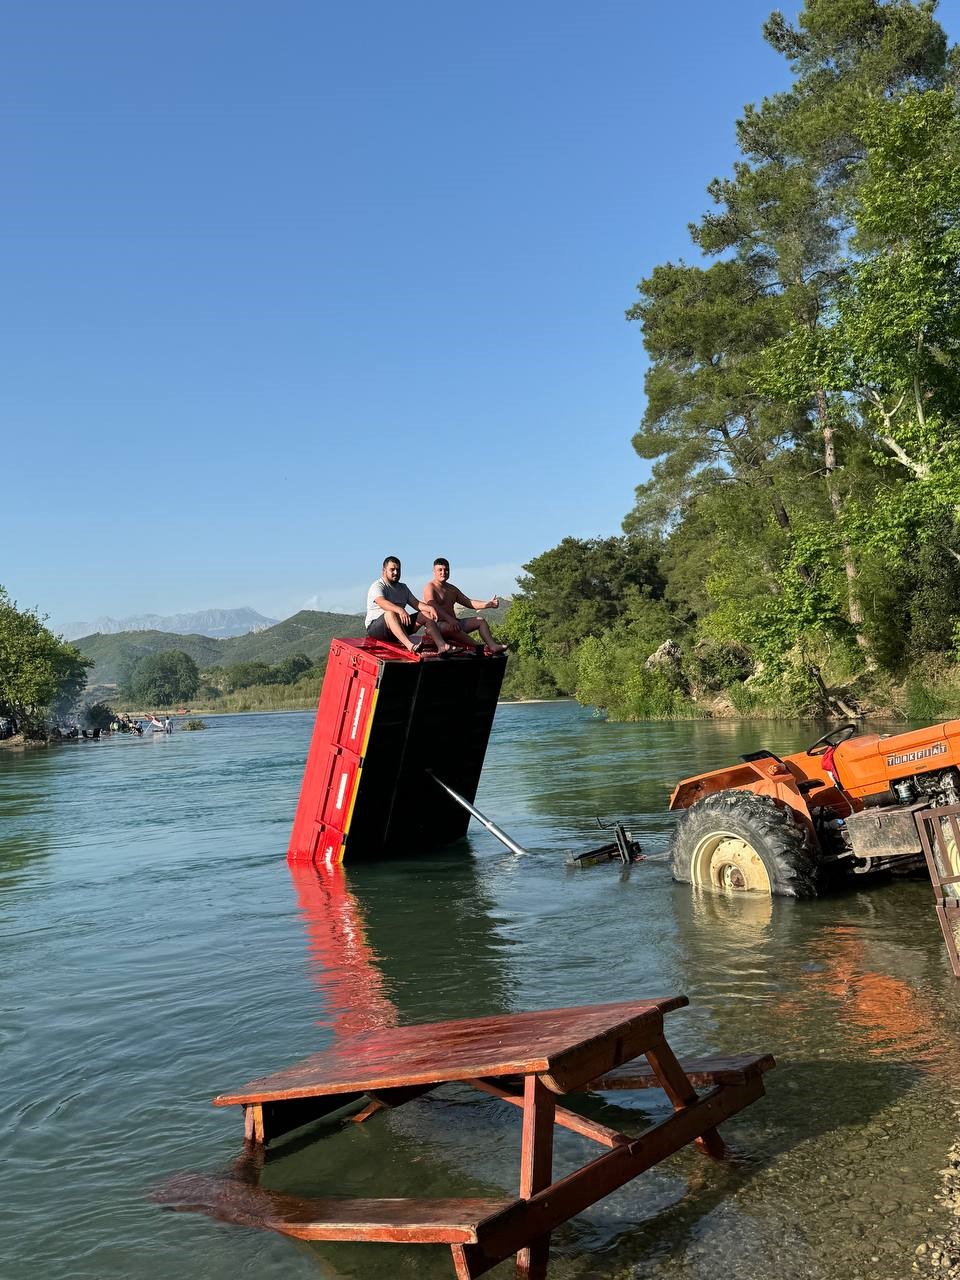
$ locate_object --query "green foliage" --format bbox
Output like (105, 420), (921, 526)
(81, 701), (115, 732)
(74, 609), (358, 685)
(575, 634), (699, 721)
(499, 655), (560, 701)
(214, 652), (317, 692)
(125, 651), (200, 706)
(199, 663), (326, 713)
(685, 642), (752, 694)
(273, 653), (313, 685)
(515, 536), (665, 655)
(183, 718), (207, 730)
(904, 674), (950, 722)
(496, 598), (543, 659)
(0, 587), (92, 737)
(223, 661), (273, 691)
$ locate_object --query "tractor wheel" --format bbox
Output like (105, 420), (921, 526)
(671, 790), (820, 898)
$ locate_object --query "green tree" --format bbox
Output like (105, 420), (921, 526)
(223, 661), (273, 691)
(515, 536), (664, 655)
(627, 0), (956, 687)
(0, 588), (92, 737)
(81, 701), (115, 734)
(273, 653), (313, 685)
(126, 651), (200, 706)
(763, 88), (960, 661)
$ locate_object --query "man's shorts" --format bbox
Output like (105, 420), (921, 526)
(366, 613), (416, 643)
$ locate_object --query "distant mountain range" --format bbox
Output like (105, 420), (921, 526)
(74, 609), (367, 686)
(73, 600), (510, 687)
(63, 607), (281, 641)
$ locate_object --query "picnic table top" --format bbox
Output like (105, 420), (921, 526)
(215, 997), (688, 1106)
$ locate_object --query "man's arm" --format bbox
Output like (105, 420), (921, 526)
(373, 592), (409, 617)
(414, 586), (442, 622)
(374, 587), (439, 624)
(455, 587), (499, 611)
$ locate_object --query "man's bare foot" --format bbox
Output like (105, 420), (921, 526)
(487, 643), (508, 655)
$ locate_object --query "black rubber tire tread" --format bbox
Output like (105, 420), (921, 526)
(670, 790), (821, 898)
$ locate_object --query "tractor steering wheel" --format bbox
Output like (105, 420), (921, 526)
(805, 724), (857, 756)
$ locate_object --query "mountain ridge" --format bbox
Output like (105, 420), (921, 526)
(74, 609), (365, 685)
(63, 606), (281, 640)
(73, 599), (510, 686)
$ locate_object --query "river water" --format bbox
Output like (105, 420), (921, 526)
(3, 703), (959, 1279)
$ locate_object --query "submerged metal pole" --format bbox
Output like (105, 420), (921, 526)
(427, 772), (528, 856)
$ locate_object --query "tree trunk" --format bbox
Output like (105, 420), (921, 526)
(722, 420), (816, 586)
(815, 389), (872, 660)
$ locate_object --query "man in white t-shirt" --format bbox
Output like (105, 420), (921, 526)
(365, 556), (450, 654)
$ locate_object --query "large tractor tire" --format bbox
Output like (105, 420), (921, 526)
(671, 790), (820, 898)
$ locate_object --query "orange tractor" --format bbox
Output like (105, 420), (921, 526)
(669, 720), (960, 897)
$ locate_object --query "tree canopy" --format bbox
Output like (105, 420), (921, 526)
(0, 588), (91, 737)
(501, 0), (960, 718)
(125, 651), (200, 706)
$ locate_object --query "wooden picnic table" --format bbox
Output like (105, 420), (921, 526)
(158, 997), (773, 1279)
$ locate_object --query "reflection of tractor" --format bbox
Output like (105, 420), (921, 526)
(669, 720), (960, 898)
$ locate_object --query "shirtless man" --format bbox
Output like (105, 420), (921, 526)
(422, 558), (508, 654)
(365, 556), (450, 654)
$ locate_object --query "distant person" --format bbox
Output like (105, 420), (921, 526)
(365, 556), (450, 655)
(163, 717), (172, 734)
(422, 558), (507, 654)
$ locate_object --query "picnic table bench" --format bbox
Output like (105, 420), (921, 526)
(157, 997), (773, 1279)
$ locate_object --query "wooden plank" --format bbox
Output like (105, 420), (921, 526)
(538, 1012), (667, 1095)
(936, 902), (960, 978)
(468, 1078), (629, 1149)
(247, 1092), (364, 1144)
(642, 1033), (726, 1158)
(153, 1173), (515, 1244)
(465, 1077), (766, 1277)
(585, 1052), (775, 1092)
(214, 999), (688, 1105)
(351, 1083), (438, 1124)
(516, 1076), (554, 1280)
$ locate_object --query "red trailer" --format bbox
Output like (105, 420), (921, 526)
(288, 638), (507, 868)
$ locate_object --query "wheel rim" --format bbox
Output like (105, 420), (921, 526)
(690, 830), (772, 894)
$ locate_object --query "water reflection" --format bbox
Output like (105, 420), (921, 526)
(288, 863), (397, 1038)
(291, 852), (516, 1032)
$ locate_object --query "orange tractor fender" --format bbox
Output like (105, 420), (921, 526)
(669, 758), (819, 839)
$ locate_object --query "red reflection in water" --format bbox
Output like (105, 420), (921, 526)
(288, 863), (397, 1039)
(800, 923), (944, 1069)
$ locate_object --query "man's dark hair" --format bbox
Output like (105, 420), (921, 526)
(383, 556), (401, 569)
(433, 557), (449, 569)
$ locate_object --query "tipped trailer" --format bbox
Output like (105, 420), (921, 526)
(288, 639), (506, 868)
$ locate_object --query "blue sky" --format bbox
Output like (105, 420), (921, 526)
(7, 2), (956, 634)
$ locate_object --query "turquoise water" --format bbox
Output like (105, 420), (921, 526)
(3, 704), (960, 1278)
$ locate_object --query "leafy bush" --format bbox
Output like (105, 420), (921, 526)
(499, 655), (560, 701)
(125, 651), (200, 706)
(183, 718), (207, 731)
(0, 587), (91, 737)
(576, 635), (699, 720)
(81, 701), (115, 732)
(686, 641), (752, 693)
